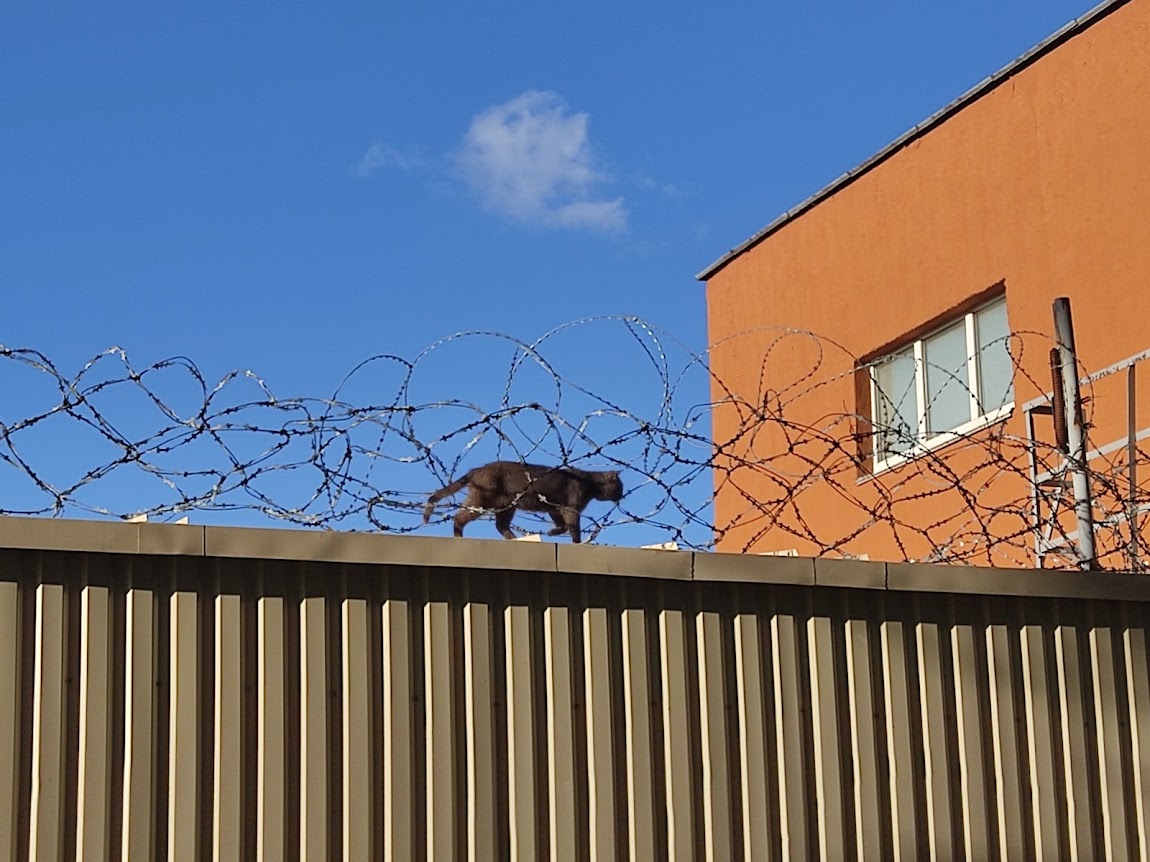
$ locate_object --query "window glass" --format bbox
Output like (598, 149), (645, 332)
(976, 300), (1013, 413)
(923, 321), (971, 435)
(874, 348), (917, 458)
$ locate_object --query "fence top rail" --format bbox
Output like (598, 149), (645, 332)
(2, 514), (1149, 602)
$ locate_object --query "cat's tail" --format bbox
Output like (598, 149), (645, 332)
(422, 471), (473, 523)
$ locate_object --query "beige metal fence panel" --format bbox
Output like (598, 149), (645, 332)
(7, 519), (1150, 860)
(0, 581), (16, 862)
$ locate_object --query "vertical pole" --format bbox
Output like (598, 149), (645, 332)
(1128, 365), (1139, 570)
(1053, 297), (1097, 569)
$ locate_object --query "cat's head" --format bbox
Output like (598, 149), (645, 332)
(595, 471), (624, 503)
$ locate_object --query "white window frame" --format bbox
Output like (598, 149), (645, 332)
(869, 298), (1014, 474)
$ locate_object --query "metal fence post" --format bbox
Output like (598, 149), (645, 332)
(1053, 297), (1097, 569)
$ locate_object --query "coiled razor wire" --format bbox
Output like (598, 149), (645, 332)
(1, 317), (1147, 569)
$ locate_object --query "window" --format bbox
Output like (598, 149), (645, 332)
(870, 297), (1014, 469)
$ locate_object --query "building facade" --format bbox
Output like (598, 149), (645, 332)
(700, 0), (1150, 567)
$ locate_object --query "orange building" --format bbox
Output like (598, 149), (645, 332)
(699, 0), (1150, 568)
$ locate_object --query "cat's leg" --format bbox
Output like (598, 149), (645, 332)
(453, 506), (481, 537)
(546, 510), (568, 536)
(562, 508), (581, 543)
(494, 506), (516, 540)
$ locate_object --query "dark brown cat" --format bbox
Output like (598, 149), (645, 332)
(422, 460), (624, 542)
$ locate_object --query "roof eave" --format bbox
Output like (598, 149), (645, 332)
(696, 0), (1130, 283)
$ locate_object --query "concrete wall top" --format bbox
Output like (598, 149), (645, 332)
(3, 514), (1150, 602)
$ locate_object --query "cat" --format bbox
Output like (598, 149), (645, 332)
(422, 460), (624, 542)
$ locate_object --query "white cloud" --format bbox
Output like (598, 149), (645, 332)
(455, 91), (626, 232)
(355, 142), (425, 176)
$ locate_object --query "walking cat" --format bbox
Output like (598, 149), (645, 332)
(422, 460), (624, 542)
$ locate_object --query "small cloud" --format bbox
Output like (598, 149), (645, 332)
(355, 142), (425, 177)
(636, 175), (682, 199)
(455, 90), (626, 232)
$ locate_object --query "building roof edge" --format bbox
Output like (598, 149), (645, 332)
(695, 0), (1131, 282)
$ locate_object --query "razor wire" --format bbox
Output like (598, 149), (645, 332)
(1, 317), (1147, 569)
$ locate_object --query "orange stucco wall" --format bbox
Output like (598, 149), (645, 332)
(705, 0), (1150, 564)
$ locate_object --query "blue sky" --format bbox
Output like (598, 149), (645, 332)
(0, 1), (1101, 542)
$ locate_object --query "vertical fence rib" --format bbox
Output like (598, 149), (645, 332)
(464, 602), (494, 862)
(299, 596), (328, 861)
(340, 597), (372, 861)
(1124, 618), (1150, 859)
(257, 596), (286, 861)
(583, 606), (617, 862)
(952, 619), (991, 861)
(1021, 624), (1061, 859)
(167, 591), (200, 862)
(916, 620), (953, 859)
(773, 612), (808, 861)
(213, 594), (242, 862)
(121, 589), (155, 862)
(808, 614), (843, 862)
(76, 585), (111, 861)
(29, 583), (65, 862)
(845, 616), (882, 861)
(424, 600), (455, 860)
(735, 613), (771, 862)
(1055, 624), (1093, 860)
(1091, 624), (1131, 859)
(621, 608), (654, 861)
(986, 622), (1025, 861)
(881, 620), (916, 862)
(382, 599), (412, 862)
(0, 582), (16, 862)
(698, 609), (732, 861)
(505, 603), (536, 862)
(659, 608), (694, 859)
(545, 606), (577, 861)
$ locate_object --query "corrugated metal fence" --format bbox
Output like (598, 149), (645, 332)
(2, 516), (1150, 860)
